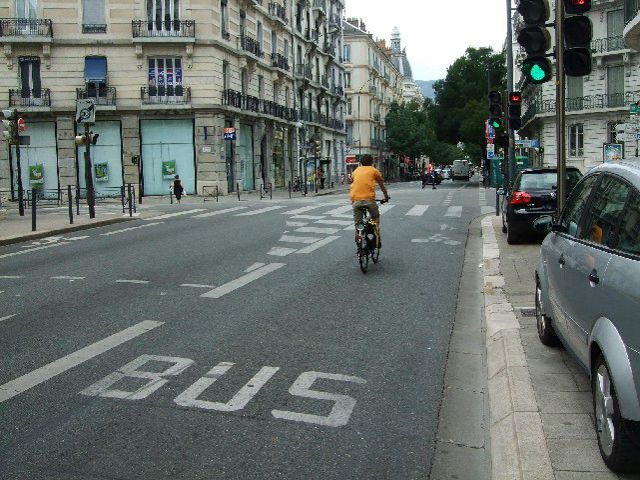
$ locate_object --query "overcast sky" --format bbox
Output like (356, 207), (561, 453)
(344, 0), (508, 81)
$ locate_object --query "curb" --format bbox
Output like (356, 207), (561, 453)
(481, 216), (554, 480)
(0, 216), (135, 247)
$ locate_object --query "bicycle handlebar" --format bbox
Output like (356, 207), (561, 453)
(377, 197), (390, 204)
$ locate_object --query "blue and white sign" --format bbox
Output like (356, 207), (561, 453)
(224, 127), (237, 141)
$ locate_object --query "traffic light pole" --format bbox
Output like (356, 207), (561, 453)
(84, 123), (96, 218)
(506, 0), (516, 189)
(555, 2), (567, 214)
(14, 125), (24, 216)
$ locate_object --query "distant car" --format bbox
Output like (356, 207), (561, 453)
(535, 159), (640, 473)
(439, 169), (451, 180)
(502, 167), (583, 244)
(451, 159), (470, 181)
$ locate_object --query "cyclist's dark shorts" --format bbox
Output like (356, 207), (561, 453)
(352, 200), (379, 225)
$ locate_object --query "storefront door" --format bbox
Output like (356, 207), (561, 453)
(141, 119), (195, 195)
(76, 120), (123, 196)
(238, 123), (254, 190)
(11, 121), (58, 198)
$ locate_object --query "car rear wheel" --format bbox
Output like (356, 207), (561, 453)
(593, 355), (640, 472)
(535, 282), (558, 346)
(506, 221), (520, 244)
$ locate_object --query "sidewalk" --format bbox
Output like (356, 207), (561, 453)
(0, 184), (349, 245)
(482, 214), (640, 480)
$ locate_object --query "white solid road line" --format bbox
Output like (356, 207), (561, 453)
(51, 276), (85, 281)
(323, 205), (352, 215)
(0, 314), (16, 323)
(0, 320), (164, 403)
(267, 247), (297, 256)
(406, 205), (429, 216)
(66, 236), (90, 241)
(201, 263), (285, 299)
(0, 242), (70, 259)
(279, 235), (322, 244)
(116, 279), (150, 284)
(445, 206), (463, 218)
(296, 236), (340, 254)
(235, 206), (286, 216)
(192, 206), (248, 218)
(0, 275), (23, 279)
(294, 226), (341, 235)
(145, 209), (206, 220)
(180, 284), (215, 289)
(245, 262), (266, 273)
(100, 222), (164, 236)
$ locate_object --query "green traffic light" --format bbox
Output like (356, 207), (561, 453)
(491, 119), (502, 129)
(530, 64), (547, 81)
(522, 57), (552, 84)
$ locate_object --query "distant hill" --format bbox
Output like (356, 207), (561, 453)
(416, 80), (437, 100)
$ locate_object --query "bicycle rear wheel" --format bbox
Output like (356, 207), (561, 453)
(358, 242), (369, 273)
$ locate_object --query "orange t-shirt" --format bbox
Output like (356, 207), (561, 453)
(350, 166), (383, 201)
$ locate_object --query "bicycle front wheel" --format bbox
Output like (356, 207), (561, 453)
(371, 248), (380, 263)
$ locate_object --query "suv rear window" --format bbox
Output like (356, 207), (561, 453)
(516, 170), (582, 190)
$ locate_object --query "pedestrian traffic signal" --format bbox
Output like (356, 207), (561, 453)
(508, 92), (522, 131)
(313, 140), (321, 157)
(488, 91), (504, 129)
(1, 109), (18, 143)
(563, 0), (593, 77)
(74, 132), (100, 146)
(89, 132), (99, 145)
(517, 0), (553, 84)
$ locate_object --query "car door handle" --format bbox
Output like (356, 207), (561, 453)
(589, 270), (600, 285)
(558, 254), (565, 267)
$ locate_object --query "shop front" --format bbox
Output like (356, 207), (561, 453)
(237, 123), (254, 190)
(11, 121), (58, 198)
(273, 129), (285, 188)
(141, 119), (195, 196)
(76, 120), (123, 196)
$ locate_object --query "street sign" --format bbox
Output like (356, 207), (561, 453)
(630, 103), (640, 115)
(223, 127), (237, 140)
(76, 99), (95, 124)
(487, 151), (495, 160)
(487, 144), (495, 159)
(17, 117), (25, 132)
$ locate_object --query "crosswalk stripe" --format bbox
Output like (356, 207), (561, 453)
(267, 247), (298, 256)
(296, 236), (340, 254)
(323, 205), (352, 215)
(292, 215), (325, 220)
(315, 219), (353, 226)
(379, 204), (395, 214)
(294, 226), (341, 234)
(192, 206), (248, 218)
(481, 206), (494, 214)
(445, 206), (462, 218)
(145, 209), (206, 220)
(405, 205), (429, 216)
(235, 206), (286, 216)
(279, 235), (322, 244)
(281, 205), (324, 215)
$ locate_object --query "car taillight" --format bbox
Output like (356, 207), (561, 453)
(511, 191), (532, 205)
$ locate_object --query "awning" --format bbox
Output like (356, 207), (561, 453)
(84, 57), (107, 83)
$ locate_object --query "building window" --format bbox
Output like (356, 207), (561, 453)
(607, 9), (624, 50)
(19, 56), (41, 99)
(84, 56), (107, 98)
(607, 65), (624, 107)
(344, 72), (351, 88)
(569, 123), (584, 157)
(16, 0), (37, 20)
(343, 44), (351, 62)
(221, 0), (229, 39)
(258, 75), (264, 99)
(257, 21), (263, 50)
(146, 0), (180, 32)
(347, 97), (352, 115)
(241, 69), (248, 95)
(82, 0), (106, 33)
(222, 60), (229, 91)
(284, 39), (289, 60)
(240, 9), (246, 38)
(271, 30), (277, 55)
(148, 57), (183, 98)
(285, 87), (290, 108)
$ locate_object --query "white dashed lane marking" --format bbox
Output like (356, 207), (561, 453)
(444, 206), (462, 218)
(0, 314), (17, 323)
(51, 276), (85, 281)
(0, 276), (23, 279)
(405, 205), (429, 216)
(116, 280), (150, 284)
(100, 222), (164, 236)
(296, 236), (341, 254)
(201, 263), (286, 299)
(267, 247), (297, 257)
(180, 284), (215, 289)
(0, 243), (70, 259)
(145, 209), (206, 220)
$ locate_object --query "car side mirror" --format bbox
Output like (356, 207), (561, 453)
(533, 215), (554, 234)
(550, 223), (563, 233)
(496, 187), (505, 195)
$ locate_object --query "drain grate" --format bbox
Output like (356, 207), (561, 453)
(520, 308), (536, 317)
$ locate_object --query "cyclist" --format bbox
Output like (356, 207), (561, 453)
(348, 155), (389, 245)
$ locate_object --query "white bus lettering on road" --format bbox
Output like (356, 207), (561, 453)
(272, 371), (366, 427)
(81, 354), (194, 400)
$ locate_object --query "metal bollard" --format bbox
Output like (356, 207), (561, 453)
(288, 181), (292, 199)
(31, 188), (36, 231)
(237, 186), (241, 201)
(269, 183), (273, 200)
(68, 185), (74, 225)
(132, 184), (137, 213)
(496, 190), (500, 216)
(76, 186), (81, 215)
(121, 185), (126, 213)
(170, 187), (173, 204)
(127, 183), (133, 217)
(216, 186), (219, 202)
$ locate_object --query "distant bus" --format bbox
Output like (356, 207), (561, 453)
(452, 159), (470, 181)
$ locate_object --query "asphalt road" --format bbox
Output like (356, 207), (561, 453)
(0, 178), (493, 479)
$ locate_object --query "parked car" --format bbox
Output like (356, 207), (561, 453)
(535, 159), (640, 473)
(502, 167), (583, 244)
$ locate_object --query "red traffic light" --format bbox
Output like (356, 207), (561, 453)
(17, 117), (25, 132)
(564, 0), (591, 14)
(509, 92), (522, 104)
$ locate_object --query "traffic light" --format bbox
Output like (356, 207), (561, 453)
(488, 91), (503, 129)
(313, 139), (321, 157)
(2, 109), (18, 143)
(517, 0), (553, 84)
(89, 132), (99, 145)
(563, 0), (592, 77)
(75, 132), (100, 146)
(508, 92), (522, 131)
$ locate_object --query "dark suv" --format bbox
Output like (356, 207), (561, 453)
(502, 167), (583, 244)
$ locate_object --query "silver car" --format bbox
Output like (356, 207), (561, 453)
(535, 159), (640, 472)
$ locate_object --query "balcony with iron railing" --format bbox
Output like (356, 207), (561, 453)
(0, 18), (53, 40)
(222, 89), (297, 121)
(141, 85), (190, 105)
(268, 2), (288, 24)
(323, 41), (336, 57)
(321, 75), (330, 90)
(240, 35), (264, 57)
(271, 52), (289, 71)
(9, 88), (51, 107)
(331, 85), (344, 97)
(329, 13), (341, 29)
(295, 63), (313, 80)
(309, 29), (320, 43)
(625, 0), (640, 50)
(132, 19), (195, 39)
(76, 86), (116, 106)
(591, 35), (626, 54)
(312, 0), (327, 15)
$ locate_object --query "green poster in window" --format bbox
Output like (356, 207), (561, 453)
(95, 163), (109, 182)
(162, 160), (176, 179)
(29, 164), (44, 184)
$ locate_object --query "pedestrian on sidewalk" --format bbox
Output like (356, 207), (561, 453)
(431, 169), (438, 189)
(318, 166), (325, 189)
(173, 175), (184, 204)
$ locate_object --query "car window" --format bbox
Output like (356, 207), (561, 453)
(560, 174), (598, 237)
(567, 169), (583, 191)
(518, 173), (556, 189)
(578, 175), (631, 247)
(616, 192), (640, 256)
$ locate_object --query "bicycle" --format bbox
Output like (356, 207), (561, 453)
(355, 198), (388, 274)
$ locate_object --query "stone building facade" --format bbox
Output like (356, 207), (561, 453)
(0, 0), (347, 198)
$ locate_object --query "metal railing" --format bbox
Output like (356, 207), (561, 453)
(625, 0), (639, 25)
(295, 63), (313, 80)
(132, 19), (195, 38)
(323, 42), (336, 57)
(268, 2), (288, 23)
(310, 29), (319, 43)
(240, 35), (263, 57)
(82, 24), (106, 33)
(9, 88), (51, 107)
(271, 52), (289, 70)
(592, 35), (626, 53)
(332, 85), (344, 97)
(222, 89), (297, 121)
(0, 18), (53, 37)
(313, 0), (326, 12)
(76, 86), (116, 106)
(141, 86), (190, 104)
(321, 75), (330, 89)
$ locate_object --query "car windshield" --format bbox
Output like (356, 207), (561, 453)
(517, 170), (582, 190)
